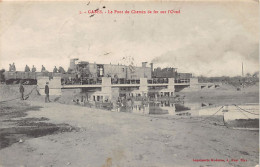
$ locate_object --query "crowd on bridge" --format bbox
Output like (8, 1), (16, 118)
(9, 63), (66, 73)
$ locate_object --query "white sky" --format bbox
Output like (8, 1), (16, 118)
(0, 1), (258, 76)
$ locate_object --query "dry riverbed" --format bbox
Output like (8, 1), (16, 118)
(0, 99), (258, 167)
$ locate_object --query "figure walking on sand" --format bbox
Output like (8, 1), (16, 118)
(19, 81), (24, 100)
(45, 82), (51, 103)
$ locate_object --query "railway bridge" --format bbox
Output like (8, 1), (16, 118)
(37, 77), (216, 102)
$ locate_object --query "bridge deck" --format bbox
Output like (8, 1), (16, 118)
(62, 83), (190, 89)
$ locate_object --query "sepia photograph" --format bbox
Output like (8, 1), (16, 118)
(0, 0), (259, 166)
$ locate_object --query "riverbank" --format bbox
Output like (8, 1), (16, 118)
(178, 83), (259, 105)
(0, 99), (258, 167)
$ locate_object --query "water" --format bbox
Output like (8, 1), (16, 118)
(116, 100), (215, 116)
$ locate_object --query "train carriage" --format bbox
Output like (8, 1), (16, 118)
(4, 71), (62, 85)
(2, 59), (193, 85)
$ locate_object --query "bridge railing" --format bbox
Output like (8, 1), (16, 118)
(62, 78), (102, 85)
(111, 79), (140, 85)
(175, 79), (190, 83)
(147, 78), (169, 84)
(62, 77), (191, 86)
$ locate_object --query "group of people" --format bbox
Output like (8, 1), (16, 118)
(9, 63), (66, 73)
(25, 65), (46, 72)
(19, 81), (50, 103)
(52, 66), (66, 73)
(52, 66), (64, 73)
(24, 65), (37, 72)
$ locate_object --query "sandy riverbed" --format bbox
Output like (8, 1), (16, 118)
(0, 84), (259, 167)
(0, 99), (259, 167)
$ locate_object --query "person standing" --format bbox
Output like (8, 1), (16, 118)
(25, 65), (30, 72)
(45, 82), (51, 102)
(58, 66), (65, 73)
(41, 65), (46, 72)
(19, 81), (24, 100)
(32, 65), (36, 72)
(9, 64), (12, 71)
(12, 63), (16, 71)
(53, 66), (58, 73)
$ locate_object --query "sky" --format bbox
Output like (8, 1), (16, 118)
(0, 1), (258, 77)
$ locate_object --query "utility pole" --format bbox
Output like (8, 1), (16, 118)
(242, 62), (244, 77)
(242, 62), (244, 88)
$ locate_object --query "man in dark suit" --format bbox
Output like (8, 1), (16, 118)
(45, 82), (51, 102)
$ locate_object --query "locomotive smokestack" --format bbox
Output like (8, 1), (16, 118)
(150, 63), (153, 74)
(142, 62), (147, 68)
(69, 58), (78, 71)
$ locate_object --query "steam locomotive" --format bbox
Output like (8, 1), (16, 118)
(0, 59), (192, 85)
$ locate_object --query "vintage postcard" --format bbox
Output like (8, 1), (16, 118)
(0, 0), (259, 167)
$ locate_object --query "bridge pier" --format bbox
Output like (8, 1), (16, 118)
(189, 78), (199, 91)
(175, 78), (199, 92)
(101, 77), (112, 99)
(88, 77), (112, 102)
(156, 78), (175, 96)
(140, 78), (148, 97)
